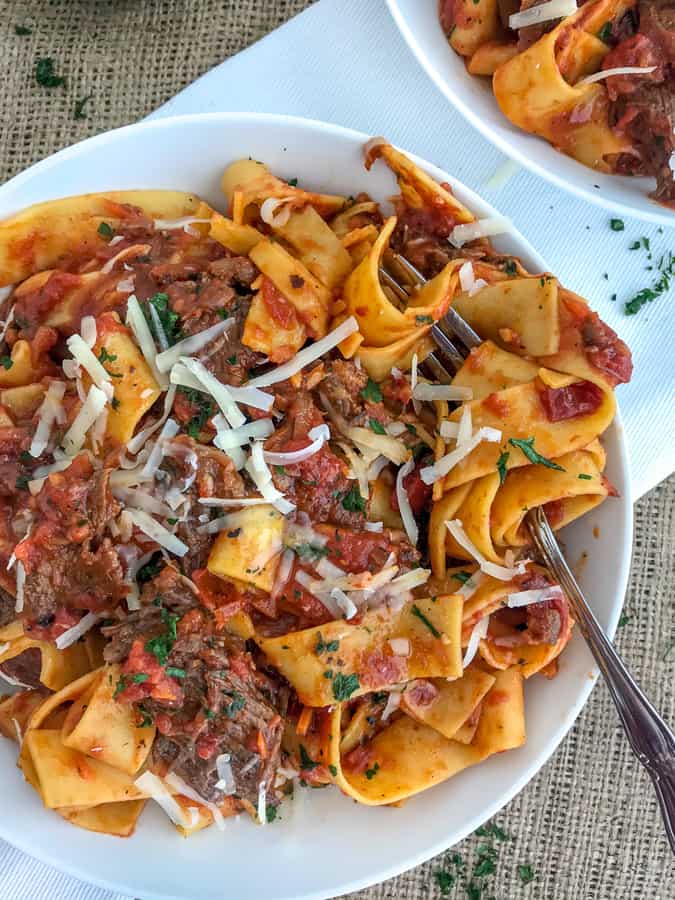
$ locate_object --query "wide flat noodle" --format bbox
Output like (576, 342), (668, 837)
(259, 594), (463, 707)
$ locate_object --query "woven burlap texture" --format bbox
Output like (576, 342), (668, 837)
(0, 2), (673, 898)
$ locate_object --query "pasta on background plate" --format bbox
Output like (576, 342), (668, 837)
(439, 0), (674, 206)
(0, 138), (631, 837)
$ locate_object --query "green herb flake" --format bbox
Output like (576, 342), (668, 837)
(368, 418), (387, 435)
(0, 356), (13, 370)
(517, 864), (535, 884)
(434, 870), (455, 895)
(328, 764), (338, 777)
(361, 378), (383, 403)
(597, 22), (612, 42)
(137, 706), (153, 728)
(365, 762), (380, 780)
(504, 260), (517, 276)
(97, 222), (114, 240)
(496, 450), (509, 485)
(405, 423), (417, 435)
(15, 475), (30, 491)
(144, 607), (179, 666)
(610, 218), (624, 231)
(113, 676), (127, 699)
(617, 613), (631, 628)
(294, 542), (329, 562)
(474, 822), (510, 840)
(36, 58), (65, 88)
(111, 397), (120, 410)
(454, 570), (472, 584)
(204, 708), (215, 719)
(287, 177), (298, 187)
(411, 603), (441, 638)
(131, 673), (149, 684)
(146, 292), (182, 345)
(332, 672), (360, 701)
(265, 804), (278, 823)
(578, 473), (592, 480)
(74, 94), (93, 121)
(508, 437), (565, 471)
(97, 347), (117, 364)
(299, 744), (318, 771)
(166, 666), (186, 679)
(415, 314), (434, 325)
(628, 240), (641, 250)
(315, 633), (340, 655)
(223, 691), (246, 718)
(341, 484), (366, 514)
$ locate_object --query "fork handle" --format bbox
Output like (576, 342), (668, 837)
(527, 508), (675, 853)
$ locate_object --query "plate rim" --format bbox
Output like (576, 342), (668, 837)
(385, 0), (674, 228)
(0, 110), (634, 900)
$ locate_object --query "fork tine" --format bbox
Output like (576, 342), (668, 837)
(378, 266), (409, 307)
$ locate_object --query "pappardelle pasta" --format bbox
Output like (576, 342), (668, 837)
(0, 140), (631, 837)
(439, 0), (674, 206)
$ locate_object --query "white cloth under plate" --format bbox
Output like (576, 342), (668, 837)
(1, 2), (673, 899)
(150, 0), (675, 503)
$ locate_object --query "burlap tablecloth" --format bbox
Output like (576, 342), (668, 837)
(0, 3), (673, 898)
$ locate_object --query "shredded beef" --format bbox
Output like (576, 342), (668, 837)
(321, 360), (368, 419)
(0, 586), (15, 628)
(0, 648), (42, 688)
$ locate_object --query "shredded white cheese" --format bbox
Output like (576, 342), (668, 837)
(155, 318), (233, 373)
(506, 585), (563, 608)
(30, 381), (67, 458)
(62, 385), (108, 456)
(245, 317), (359, 389)
(126, 295), (169, 389)
(80, 316), (97, 348)
(65, 334), (112, 390)
(382, 690), (402, 721)
(463, 615), (490, 667)
(412, 383), (473, 403)
(449, 217), (513, 249)
(135, 772), (192, 828)
(263, 424), (329, 465)
(578, 65), (657, 86)
(420, 426), (501, 484)
(260, 197), (294, 228)
(55, 611), (99, 650)
(396, 458), (418, 547)
(446, 519), (527, 581)
(126, 508), (189, 557)
(508, 0), (577, 30)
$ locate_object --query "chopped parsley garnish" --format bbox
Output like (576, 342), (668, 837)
(146, 292), (182, 345)
(15, 24), (32, 35)
(332, 672), (360, 701)
(111, 397), (120, 411)
(217, 308), (230, 320)
(368, 418), (386, 435)
(179, 386), (214, 439)
(144, 607), (179, 666)
(131, 673), (149, 684)
(341, 484), (366, 514)
(597, 22), (612, 42)
(628, 240), (641, 250)
(624, 251), (674, 316)
(294, 542), (329, 562)
(36, 58), (65, 88)
(137, 705), (153, 727)
(411, 603), (440, 638)
(617, 613), (631, 628)
(473, 845), (498, 877)
(204, 708), (215, 719)
(517, 864), (535, 884)
(454, 570), (472, 584)
(504, 260), (517, 276)
(434, 870), (455, 895)
(223, 691), (246, 718)
(578, 473), (592, 480)
(496, 450), (509, 485)
(299, 744), (318, 771)
(0, 356), (13, 370)
(361, 378), (383, 403)
(15, 475), (30, 491)
(166, 666), (186, 679)
(405, 423), (417, 435)
(365, 762), (380, 780)
(113, 676), (127, 698)
(137, 553), (163, 583)
(97, 221), (114, 239)
(415, 314), (434, 325)
(508, 437), (565, 471)
(265, 804), (278, 823)
(97, 347), (117, 364)
(74, 94), (93, 120)
(328, 764), (338, 777)
(287, 177), (298, 187)
(315, 633), (340, 655)
(610, 218), (624, 231)
(474, 822), (510, 840)
(274, 465), (286, 475)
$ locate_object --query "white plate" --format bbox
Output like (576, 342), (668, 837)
(387, 0), (673, 227)
(0, 113), (632, 900)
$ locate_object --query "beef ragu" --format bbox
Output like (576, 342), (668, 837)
(440, 0), (675, 205)
(0, 141), (629, 837)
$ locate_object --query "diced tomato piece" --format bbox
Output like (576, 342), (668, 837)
(539, 381), (603, 422)
(389, 464), (431, 516)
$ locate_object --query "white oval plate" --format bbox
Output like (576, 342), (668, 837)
(0, 113), (632, 900)
(387, 0), (673, 227)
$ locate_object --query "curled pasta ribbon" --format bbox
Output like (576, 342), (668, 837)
(0, 191), (209, 286)
(326, 666), (525, 806)
(0, 619), (91, 692)
(493, 0), (636, 171)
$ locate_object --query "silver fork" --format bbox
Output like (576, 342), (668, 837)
(381, 249), (675, 853)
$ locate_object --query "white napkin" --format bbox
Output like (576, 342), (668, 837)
(1, 1), (673, 898)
